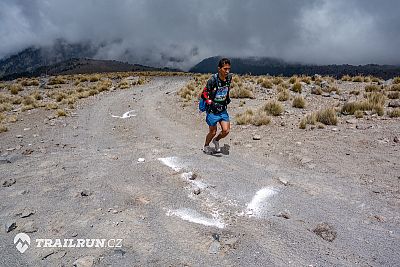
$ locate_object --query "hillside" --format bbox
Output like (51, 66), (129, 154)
(190, 56), (400, 79)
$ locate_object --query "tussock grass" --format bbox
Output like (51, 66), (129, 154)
(48, 76), (67, 85)
(365, 84), (381, 92)
(263, 100), (284, 116)
(0, 103), (12, 112)
(31, 91), (42, 100)
(289, 76), (298, 84)
(230, 85), (255, 99)
(56, 109), (67, 117)
(393, 77), (400, 84)
(387, 91), (399, 99)
(341, 75), (352, 81)
(390, 84), (400, 91)
(117, 80), (130, 89)
(388, 108), (400, 118)
(89, 74), (101, 82)
(352, 76), (364, 82)
(0, 124), (7, 133)
(341, 92), (386, 116)
(272, 77), (284, 85)
(301, 76), (311, 84)
(0, 113), (4, 122)
(260, 79), (273, 89)
(292, 96), (306, 108)
(354, 110), (364, 118)
(8, 84), (23, 95)
(235, 109), (271, 126)
(46, 103), (58, 110)
(350, 90), (360, 95)
(20, 79), (39, 86)
(277, 88), (290, 101)
(291, 82), (302, 93)
(300, 108), (338, 129)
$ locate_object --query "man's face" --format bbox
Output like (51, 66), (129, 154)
(218, 64), (231, 77)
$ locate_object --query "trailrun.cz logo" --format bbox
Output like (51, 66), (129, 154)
(14, 233), (123, 253)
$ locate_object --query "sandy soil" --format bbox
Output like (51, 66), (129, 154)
(0, 76), (399, 266)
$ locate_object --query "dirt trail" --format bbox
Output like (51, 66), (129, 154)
(1, 76), (399, 266)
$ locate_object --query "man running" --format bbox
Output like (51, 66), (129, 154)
(201, 58), (232, 154)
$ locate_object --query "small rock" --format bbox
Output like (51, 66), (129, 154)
(20, 221), (38, 233)
(208, 240), (220, 254)
(2, 178), (16, 187)
(301, 157), (313, 164)
(112, 210), (119, 214)
(388, 100), (400, 108)
(322, 93), (330, 97)
(224, 237), (239, 248)
(331, 128), (338, 132)
(23, 128), (31, 131)
(0, 157), (12, 164)
(20, 210), (35, 218)
(277, 177), (289, 186)
(73, 256), (95, 267)
(71, 232), (78, 237)
(394, 136), (399, 143)
(280, 122), (286, 126)
(22, 149), (34, 155)
(313, 222), (337, 242)
(193, 186), (201, 195)
(346, 119), (358, 124)
(244, 144), (253, 148)
(137, 158), (145, 163)
(5, 221), (17, 233)
(276, 212), (290, 219)
(16, 135), (23, 138)
(253, 134), (261, 140)
(80, 190), (91, 197)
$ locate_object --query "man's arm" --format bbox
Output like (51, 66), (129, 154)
(201, 77), (215, 104)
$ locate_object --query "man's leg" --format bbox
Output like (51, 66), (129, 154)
(205, 126), (217, 146)
(215, 121), (230, 141)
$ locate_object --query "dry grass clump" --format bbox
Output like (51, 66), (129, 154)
(352, 76), (364, 82)
(299, 108), (338, 128)
(48, 76), (67, 85)
(390, 84), (400, 91)
(289, 76), (298, 84)
(89, 74), (101, 82)
(316, 108), (338, 125)
(0, 102), (13, 112)
(263, 100), (284, 116)
(179, 83), (199, 101)
(260, 79), (273, 89)
(371, 77), (381, 83)
(393, 77), (400, 84)
(277, 87), (290, 101)
(341, 75), (352, 81)
(365, 84), (381, 92)
(20, 79), (39, 86)
(387, 91), (400, 99)
(292, 96), (306, 108)
(350, 90), (360, 95)
(56, 109), (67, 117)
(388, 108), (400, 118)
(31, 91), (43, 100)
(312, 87), (323, 95)
(46, 103), (58, 110)
(341, 92), (386, 116)
(301, 76), (312, 84)
(272, 77), (284, 85)
(0, 113), (5, 122)
(291, 82), (302, 93)
(230, 85), (255, 99)
(117, 80), (130, 89)
(8, 84), (23, 95)
(0, 124), (7, 133)
(354, 110), (364, 118)
(96, 80), (112, 92)
(235, 109), (271, 126)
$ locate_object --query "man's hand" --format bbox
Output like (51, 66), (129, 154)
(206, 99), (212, 105)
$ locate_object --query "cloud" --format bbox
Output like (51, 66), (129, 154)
(0, 0), (399, 70)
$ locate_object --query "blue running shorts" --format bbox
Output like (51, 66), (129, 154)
(206, 110), (230, 126)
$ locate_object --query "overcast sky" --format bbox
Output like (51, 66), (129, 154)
(0, 0), (399, 70)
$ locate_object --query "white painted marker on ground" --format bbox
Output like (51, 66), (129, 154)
(166, 208), (224, 229)
(158, 157), (182, 172)
(245, 187), (278, 217)
(111, 110), (136, 119)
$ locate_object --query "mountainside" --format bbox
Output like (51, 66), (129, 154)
(190, 56), (400, 79)
(1, 58), (180, 80)
(0, 40), (98, 79)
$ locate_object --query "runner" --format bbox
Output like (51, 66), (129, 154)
(201, 58), (232, 154)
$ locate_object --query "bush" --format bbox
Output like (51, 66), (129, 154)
(354, 110), (364, 118)
(56, 109), (67, 117)
(387, 91), (399, 99)
(0, 124), (7, 133)
(9, 84), (23, 95)
(291, 82), (302, 93)
(46, 103), (58, 110)
(0, 103), (12, 112)
(393, 77), (400, 84)
(289, 76), (297, 84)
(235, 109), (254, 125)
(263, 100), (284, 116)
(230, 85), (255, 99)
(341, 92), (386, 116)
(353, 76), (364, 82)
(341, 75), (352, 81)
(316, 108), (338, 125)
(89, 74), (100, 82)
(292, 96), (306, 108)
(235, 109), (271, 126)
(388, 108), (400, 118)
(261, 79), (273, 89)
(277, 88), (290, 101)
(48, 76), (67, 85)
(390, 84), (400, 91)
(20, 79), (39, 86)
(365, 84), (380, 92)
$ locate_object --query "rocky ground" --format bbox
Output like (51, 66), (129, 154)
(0, 75), (399, 266)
